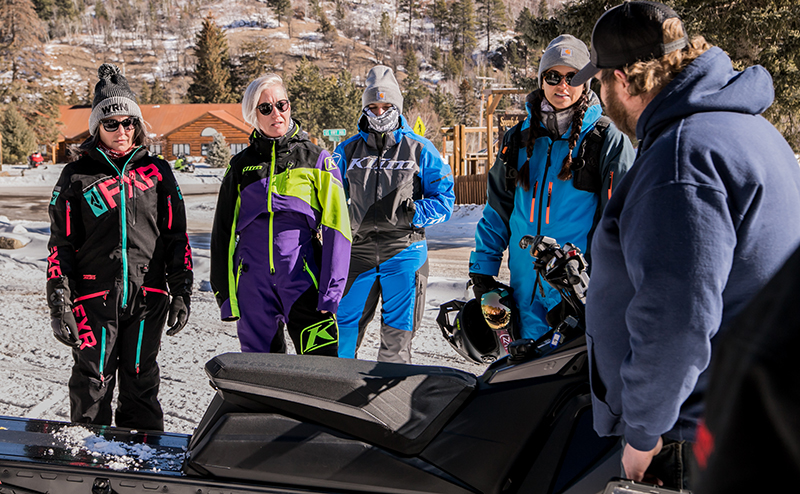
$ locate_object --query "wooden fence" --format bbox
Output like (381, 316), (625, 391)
(454, 173), (487, 205)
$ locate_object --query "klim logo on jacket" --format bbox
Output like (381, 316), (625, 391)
(347, 156), (415, 171)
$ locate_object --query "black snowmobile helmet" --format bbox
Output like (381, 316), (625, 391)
(437, 298), (509, 364)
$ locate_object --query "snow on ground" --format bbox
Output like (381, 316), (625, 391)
(0, 163), (505, 441)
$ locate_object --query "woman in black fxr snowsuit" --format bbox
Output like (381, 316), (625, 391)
(46, 64), (192, 431)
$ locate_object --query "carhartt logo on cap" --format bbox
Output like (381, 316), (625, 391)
(561, 48), (573, 57)
(378, 92), (386, 100)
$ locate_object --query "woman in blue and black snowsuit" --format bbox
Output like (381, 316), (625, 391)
(470, 35), (635, 341)
(210, 74), (351, 355)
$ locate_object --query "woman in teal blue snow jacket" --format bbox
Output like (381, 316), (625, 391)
(469, 35), (635, 340)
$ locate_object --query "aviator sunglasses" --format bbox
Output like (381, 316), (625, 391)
(101, 117), (138, 132)
(257, 100), (290, 115)
(542, 71), (577, 86)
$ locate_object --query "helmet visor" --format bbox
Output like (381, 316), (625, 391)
(481, 290), (511, 330)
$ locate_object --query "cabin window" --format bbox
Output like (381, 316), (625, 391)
(173, 143), (190, 156)
(230, 143), (247, 154)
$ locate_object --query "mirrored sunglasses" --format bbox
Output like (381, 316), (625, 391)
(257, 100), (290, 115)
(543, 71), (577, 86)
(101, 118), (138, 132)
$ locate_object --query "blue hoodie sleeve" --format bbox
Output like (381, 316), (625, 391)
(615, 182), (734, 452)
(412, 139), (455, 228)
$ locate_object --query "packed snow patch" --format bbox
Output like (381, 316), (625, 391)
(53, 425), (185, 472)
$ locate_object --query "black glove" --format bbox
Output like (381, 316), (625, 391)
(404, 198), (417, 226)
(47, 280), (80, 348)
(166, 294), (190, 336)
(469, 273), (500, 303)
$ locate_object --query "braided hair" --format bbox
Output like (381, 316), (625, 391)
(558, 92), (590, 181)
(516, 89), (590, 190)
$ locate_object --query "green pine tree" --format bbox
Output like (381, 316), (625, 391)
(140, 80), (152, 104)
(0, 106), (38, 164)
(151, 78), (169, 104)
(288, 58), (327, 138)
(477, 0), (508, 52)
(318, 10), (336, 43)
(451, 0), (477, 72)
(431, 87), (456, 127)
(398, 0), (419, 39)
(232, 37), (273, 96)
(187, 14), (235, 104)
(455, 78), (477, 126)
(269, 0), (292, 27)
(428, 0), (448, 47)
(402, 48), (429, 112)
(206, 133), (232, 168)
(320, 69), (362, 137)
(0, 0), (46, 92)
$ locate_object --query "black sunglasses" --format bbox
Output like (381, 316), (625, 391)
(101, 117), (138, 132)
(257, 100), (290, 115)
(543, 71), (577, 86)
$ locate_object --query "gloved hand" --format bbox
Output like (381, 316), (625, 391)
(469, 273), (500, 303)
(404, 198), (417, 226)
(166, 294), (191, 336)
(47, 282), (80, 348)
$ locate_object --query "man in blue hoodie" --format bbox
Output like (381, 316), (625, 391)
(569, 1), (800, 489)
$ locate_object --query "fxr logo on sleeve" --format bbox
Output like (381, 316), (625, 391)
(72, 304), (97, 350)
(47, 247), (62, 280)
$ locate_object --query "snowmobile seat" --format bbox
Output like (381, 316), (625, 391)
(199, 352), (478, 455)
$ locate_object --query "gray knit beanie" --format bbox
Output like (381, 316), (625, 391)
(88, 63), (143, 136)
(537, 35), (591, 89)
(362, 65), (404, 115)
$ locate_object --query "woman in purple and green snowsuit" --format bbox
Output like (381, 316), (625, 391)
(210, 74), (351, 355)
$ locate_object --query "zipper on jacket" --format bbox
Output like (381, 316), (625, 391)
(142, 286), (169, 297)
(98, 147), (142, 310)
(66, 200), (71, 237)
(530, 141), (555, 305)
(546, 182), (553, 224)
(135, 319), (144, 375)
(528, 181), (538, 223)
(535, 142), (555, 233)
(236, 258), (244, 289)
(74, 290), (110, 303)
(608, 171), (614, 200)
(167, 195), (173, 230)
(99, 326), (107, 384)
(303, 258), (319, 289)
(373, 134), (387, 266)
(267, 143), (277, 275)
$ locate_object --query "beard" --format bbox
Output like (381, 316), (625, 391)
(602, 83), (638, 140)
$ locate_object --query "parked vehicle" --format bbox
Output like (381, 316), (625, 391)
(0, 237), (685, 494)
(28, 152), (44, 168)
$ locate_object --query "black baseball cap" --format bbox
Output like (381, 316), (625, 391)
(570, 1), (688, 87)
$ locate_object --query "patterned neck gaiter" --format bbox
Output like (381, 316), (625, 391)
(364, 106), (400, 134)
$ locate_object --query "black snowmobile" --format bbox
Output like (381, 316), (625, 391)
(0, 237), (681, 494)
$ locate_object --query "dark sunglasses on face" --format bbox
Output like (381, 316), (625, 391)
(257, 100), (290, 115)
(543, 71), (577, 86)
(101, 117), (137, 132)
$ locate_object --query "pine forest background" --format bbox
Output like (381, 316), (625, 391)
(1, 0), (800, 163)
